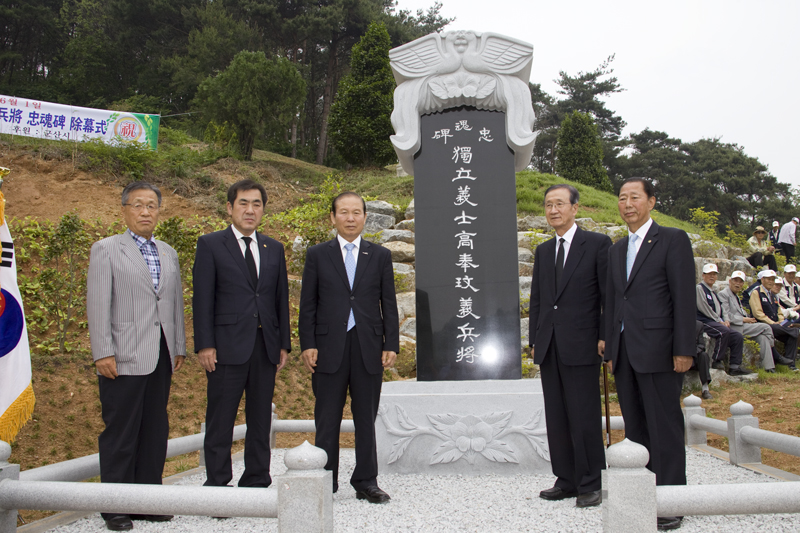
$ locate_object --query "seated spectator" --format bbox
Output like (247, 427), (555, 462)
(749, 269), (800, 371)
(771, 278), (800, 324)
(746, 226), (778, 271)
(718, 270), (783, 373)
(694, 321), (713, 398)
(779, 265), (800, 311)
(769, 221), (781, 249)
(696, 264), (752, 375)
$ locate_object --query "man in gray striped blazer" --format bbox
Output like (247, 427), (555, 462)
(88, 181), (186, 531)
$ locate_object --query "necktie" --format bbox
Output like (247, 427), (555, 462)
(554, 237), (565, 289)
(242, 236), (258, 287)
(345, 243), (356, 331)
(626, 234), (639, 280)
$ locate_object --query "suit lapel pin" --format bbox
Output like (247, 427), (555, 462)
(362, 251), (368, 255)
(263, 244), (267, 248)
(647, 240), (652, 243)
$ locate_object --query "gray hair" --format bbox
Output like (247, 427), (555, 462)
(543, 184), (579, 205)
(122, 181), (162, 206)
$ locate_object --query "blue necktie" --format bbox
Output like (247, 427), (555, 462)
(345, 243), (356, 331)
(622, 234), (639, 333)
(626, 234), (639, 280)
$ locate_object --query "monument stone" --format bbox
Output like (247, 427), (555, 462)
(375, 30), (550, 475)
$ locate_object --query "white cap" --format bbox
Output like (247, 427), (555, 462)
(785, 264), (797, 273)
(758, 269), (777, 279)
(702, 263), (718, 274)
(730, 271), (746, 281)
(775, 277), (784, 285)
(794, 217), (799, 224)
(773, 221), (780, 227)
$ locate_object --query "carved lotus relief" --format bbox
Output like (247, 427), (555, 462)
(378, 404), (550, 466)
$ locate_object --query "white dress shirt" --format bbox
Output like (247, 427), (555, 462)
(554, 223), (578, 267)
(337, 234), (362, 269)
(628, 217), (654, 255)
(231, 225), (260, 276)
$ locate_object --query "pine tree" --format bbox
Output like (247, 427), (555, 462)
(328, 22), (396, 167)
(555, 111), (612, 192)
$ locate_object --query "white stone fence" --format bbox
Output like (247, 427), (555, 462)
(0, 440), (332, 533)
(603, 394), (800, 532)
(603, 439), (800, 532)
(681, 394), (800, 465)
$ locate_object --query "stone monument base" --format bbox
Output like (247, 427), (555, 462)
(375, 379), (551, 475)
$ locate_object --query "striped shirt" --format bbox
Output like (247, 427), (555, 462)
(129, 229), (161, 291)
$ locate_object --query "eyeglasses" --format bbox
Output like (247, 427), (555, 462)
(545, 202), (569, 210)
(123, 203), (159, 212)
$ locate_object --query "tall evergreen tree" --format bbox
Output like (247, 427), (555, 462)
(328, 21), (395, 168)
(555, 111), (612, 192)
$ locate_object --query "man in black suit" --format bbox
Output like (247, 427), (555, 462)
(299, 192), (399, 503)
(193, 179), (290, 490)
(529, 184), (610, 508)
(605, 178), (695, 531)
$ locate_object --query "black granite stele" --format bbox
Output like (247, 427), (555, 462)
(414, 107), (521, 381)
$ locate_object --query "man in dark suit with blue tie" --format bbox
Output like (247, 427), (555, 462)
(193, 179), (291, 490)
(299, 192), (399, 503)
(605, 178), (695, 531)
(530, 184), (611, 508)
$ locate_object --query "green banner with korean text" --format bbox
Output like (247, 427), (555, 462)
(0, 95), (160, 150)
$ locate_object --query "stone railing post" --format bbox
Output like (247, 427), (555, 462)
(602, 438), (657, 533)
(198, 423), (206, 468)
(727, 400), (761, 465)
(277, 441), (332, 533)
(270, 403), (277, 450)
(682, 394), (707, 446)
(0, 441), (20, 533)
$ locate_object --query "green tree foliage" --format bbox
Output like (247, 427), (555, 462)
(623, 129), (795, 232)
(555, 111), (612, 192)
(194, 51), (306, 160)
(531, 56), (626, 179)
(328, 22), (395, 167)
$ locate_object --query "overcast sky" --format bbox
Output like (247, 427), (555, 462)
(395, 0), (800, 188)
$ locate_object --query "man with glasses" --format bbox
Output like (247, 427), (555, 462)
(88, 181), (186, 531)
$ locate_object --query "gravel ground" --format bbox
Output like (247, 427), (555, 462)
(47, 448), (800, 533)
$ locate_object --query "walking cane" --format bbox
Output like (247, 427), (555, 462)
(602, 361), (612, 448)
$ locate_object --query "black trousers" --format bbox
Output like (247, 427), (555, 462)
(781, 243), (795, 261)
(747, 252), (778, 272)
(770, 323), (799, 360)
(701, 321), (744, 367)
(204, 331), (276, 487)
(614, 334), (686, 486)
(98, 331), (171, 519)
(312, 326), (382, 492)
(691, 349), (711, 385)
(539, 339), (605, 493)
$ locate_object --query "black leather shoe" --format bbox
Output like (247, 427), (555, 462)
(775, 355), (794, 365)
(130, 514), (173, 522)
(355, 486), (391, 503)
(539, 486), (578, 500)
(728, 366), (754, 376)
(575, 490), (601, 508)
(711, 361), (725, 371)
(701, 390), (713, 399)
(104, 515), (133, 531)
(657, 516), (682, 530)
(765, 368), (776, 373)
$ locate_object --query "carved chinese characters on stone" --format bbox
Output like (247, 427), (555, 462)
(413, 108), (521, 380)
